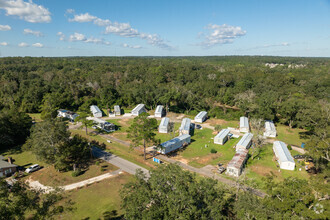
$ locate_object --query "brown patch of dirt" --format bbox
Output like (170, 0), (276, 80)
(171, 155), (189, 164)
(194, 153), (221, 165)
(250, 165), (280, 177)
(212, 131), (218, 135)
(119, 119), (130, 127)
(207, 118), (231, 127)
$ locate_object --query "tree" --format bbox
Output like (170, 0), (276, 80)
(75, 112), (93, 135)
(121, 164), (231, 219)
(127, 113), (158, 160)
(250, 118), (266, 160)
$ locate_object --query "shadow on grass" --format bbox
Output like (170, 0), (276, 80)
(299, 130), (312, 140)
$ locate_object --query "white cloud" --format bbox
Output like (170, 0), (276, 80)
(199, 24), (246, 47)
(32, 42), (43, 47)
(0, 42), (8, 46)
(61, 32), (110, 45)
(18, 42), (28, 47)
(67, 11), (172, 49)
(23, 28), (43, 37)
(66, 8), (74, 14)
(122, 43), (142, 49)
(0, 0), (51, 23)
(69, 32), (86, 41)
(57, 32), (65, 41)
(0, 24), (11, 31)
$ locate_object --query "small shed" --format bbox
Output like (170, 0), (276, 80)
(236, 133), (253, 151)
(0, 155), (18, 177)
(158, 134), (191, 154)
(226, 149), (249, 177)
(57, 109), (79, 121)
(273, 141), (295, 170)
(240, 116), (249, 133)
(114, 105), (121, 116)
(159, 117), (170, 133)
(179, 118), (192, 135)
(88, 117), (116, 132)
(214, 129), (230, 145)
(90, 105), (102, 118)
(131, 104), (146, 116)
(194, 111), (207, 123)
(155, 105), (165, 118)
(264, 120), (277, 137)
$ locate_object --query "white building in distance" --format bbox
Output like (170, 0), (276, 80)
(159, 117), (170, 133)
(240, 116), (249, 133)
(155, 105), (165, 118)
(57, 109), (79, 122)
(90, 105), (102, 118)
(273, 141), (295, 170)
(114, 105), (121, 116)
(264, 120), (277, 137)
(214, 129), (230, 145)
(236, 133), (253, 151)
(194, 111), (207, 123)
(131, 104), (146, 116)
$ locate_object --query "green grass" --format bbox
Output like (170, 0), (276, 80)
(27, 113), (43, 122)
(2, 149), (47, 169)
(276, 125), (308, 146)
(154, 121), (181, 143)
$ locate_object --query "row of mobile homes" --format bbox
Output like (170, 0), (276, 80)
(57, 109), (79, 122)
(226, 149), (249, 177)
(0, 156), (18, 177)
(158, 134), (191, 154)
(264, 120), (277, 137)
(155, 105), (165, 118)
(159, 117), (170, 133)
(236, 133), (253, 151)
(240, 116), (249, 133)
(214, 129), (230, 145)
(179, 118), (192, 135)
(88, 117), (116, 132)
(273, 141), (295, 170)
(131, 104), (146, 116)
(90, 105), (102, 118)
(194, 111), (207, 123)
(114, 105), (121, 116)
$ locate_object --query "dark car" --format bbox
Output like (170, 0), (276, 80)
(293, 155), (305, 159)
(195, 124), (202, 129)
(218, 167), (226, 174)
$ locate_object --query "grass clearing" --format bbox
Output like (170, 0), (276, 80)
(276, 125), (308, 146)
(2, 149), (47, 169)
(28, 113), (42, 122)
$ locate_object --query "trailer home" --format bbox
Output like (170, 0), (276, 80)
(90, 105), (102, 118)
(240, 116), (249, 133)
(155, 105), (165, 118)
(159, 117), (170, 133)
(131, 104), (146, 116)
(179, 118), (192, 135)
(226, 149), (249, 177)
(194, 111), (207, 123)
(236, 133), (253, 151)
(264, 120), (277, 137)
(273, 141), (295, 170)
(158, 134), (191, 154)
(88, 117), (116, 132)
(114, 105), (121, 116)
(214, 129), (230, 145)
(57, 109), (79, 122)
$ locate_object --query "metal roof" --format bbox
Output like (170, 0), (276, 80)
(90, 105), (101, 114)
(237, 133), (253, 148)
(87, 117), (112, 125)
(265, 121), (276, 132)
(227, 149), (249, 169)
(161, 134), (191, 148)
(273, 141), (294, 163)
(114, 105), (121, 112)
(155, 105), (163, 114)
(131, 104), (145, 113)
(159, 117), (169, 128)
(215, 129), (230, 140)
(180, 118), (191, 131)
(0, 156), (17, 169)
(240, 116), (249, 128)
(195, 111), (207, 120)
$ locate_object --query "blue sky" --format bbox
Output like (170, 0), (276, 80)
(0, 0), (329, 57)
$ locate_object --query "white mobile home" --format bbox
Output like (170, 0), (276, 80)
(236, 133), (253, 151)
(159, 117), (170, 133)
(158, 134), (191, 154)
(194, 111), (207, 123)
(264, 120), (277, 137)
(155, 105), (165, 118)
(90, 105), (102, 118)
(273, 141), (295, 170)
(179, 118), (192, 135)
(214, 129), (230, 145)
(131, 104), (146, 116)
(114, 105), (121, 116)
(88, 117), (116, 132)
(57, 109), (79, 122)
(226, 149), (249, 177)
(240, 116), (249, 133)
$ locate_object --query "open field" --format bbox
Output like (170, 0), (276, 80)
(2, 149), (47, 169)
(276, 124), (308, 146)
(58, 173), (133, 220)
(28, 113), (43, 122)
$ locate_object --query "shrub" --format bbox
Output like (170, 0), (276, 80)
(72, 169), (82, 177)
(287, 145), (292, 150)
(100, 167), (105, 172)
(210, 148), (217, 154)
(214, 125), (222, 132)
(95, 161), (100, 166)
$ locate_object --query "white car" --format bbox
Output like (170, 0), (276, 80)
(25, 164), (40, 173)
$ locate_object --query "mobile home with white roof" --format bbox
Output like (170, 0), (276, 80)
(264, 120), (277, 137)
(214, 129), (230, 145)
(194, 111), (207, 123)
(131, 104), (146, 116)
(155, 105), (165, 118)
(240, 116), (249, 133)
(179, 118), (192, 135)
(273, 141), (295, 170)
(159, 117), (170, 133)
(90, 105), (102, 118)
(236, 133), (253, 151)
(158, 134), (191, 154)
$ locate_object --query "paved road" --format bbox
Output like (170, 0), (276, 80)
(92, 147), (150, 178)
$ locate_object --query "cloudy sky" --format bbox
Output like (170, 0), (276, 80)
(0, 0), (329, 57)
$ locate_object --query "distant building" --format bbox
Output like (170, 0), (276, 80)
(158, 134), (191, 154)
(88, 117), (116, 132)
(90, 105), (102, 118)
(194, 111), (207, 123)
(236, 133), (253, 151)
(114, 105), (121, 116)
(57, 109), (79, 122)
(179, 118), (192, 135)
(131, 104), (146, 116)
(273, 141), (295, 170)
(214, 129), (230, 145)
(155, 105), (165, 118)
(226, 149), (249, 177)
(0, 156), (17, 177)
(240, 116), (249, 133)
(159, 117), (170, 133)
(264, 120), (277, 137)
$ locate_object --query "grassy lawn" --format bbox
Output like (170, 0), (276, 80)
(28, 113), (43, 122)
(2, 149), (47, 169)
(58, 173), (133, 220)
(30, 160), (118, 187)
(208, 119), (239, 129)
(275, 124), (308, 146)
(155, 121), (181, 143)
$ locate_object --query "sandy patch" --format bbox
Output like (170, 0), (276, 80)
(250, 165), (280, 177)
(194, 153), (221, 165)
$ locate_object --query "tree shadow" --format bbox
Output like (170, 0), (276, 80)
(299, 130), (313, 140)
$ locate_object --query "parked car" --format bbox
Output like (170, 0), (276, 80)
(293, 155), (305, 159)
(25, 164), (40, 173)
(195, 124), (202, 129)
(218, 167), (226, 174)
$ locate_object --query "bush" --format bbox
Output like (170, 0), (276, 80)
(100, 167), (105, 172)
(210, 148), (217, 154)
(287, 145), (292, 150)
(71, 169), (83, 177)
(214, 125), (222, 132)
(95, 161), (100, 166)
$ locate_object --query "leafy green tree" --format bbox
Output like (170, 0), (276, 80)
(127, 112), (158, 160)
(250, 118), (266, 160)
(121, 164), (231, 219)
(75, 112), (93, 135)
